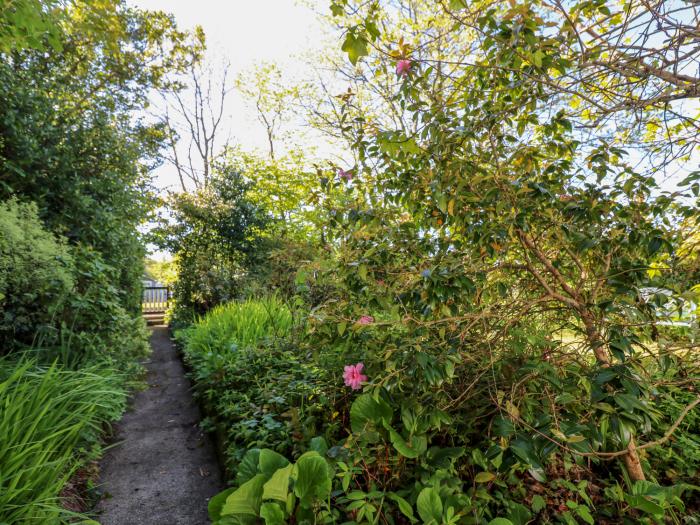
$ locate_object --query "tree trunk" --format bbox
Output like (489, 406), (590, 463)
(623, 435), (646, 481)
(581, 309), (646, 481)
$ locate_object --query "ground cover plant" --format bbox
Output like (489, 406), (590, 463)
(177, 297), (340, 475)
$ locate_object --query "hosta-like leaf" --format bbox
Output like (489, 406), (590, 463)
(260, 502), (286, 525)
(262, 464), (292, 502)
(222, 474), (267, 516)
(293, 453), (331, 506)
(259, 449), (289, 478)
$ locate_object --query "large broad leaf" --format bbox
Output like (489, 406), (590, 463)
(260, 502), (286, 525)
(416, 487), (443, 524)
(350, 393), (393, 434)
(208, 487), (236, 521)
(236, 448), (261, 485)
(293, 453), (331, 506)
(259, 449), (290, 478)
(222, 474), (267, 516)
(426, 447), (465, 469)
(625, 495), (665, 516)
(262, 464), (293, 502)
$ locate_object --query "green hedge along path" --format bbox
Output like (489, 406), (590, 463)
(95, 325), (222, 524)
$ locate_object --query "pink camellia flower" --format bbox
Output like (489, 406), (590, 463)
(396, 59), (412, 77)
(338, 168), (353, 181)
(343, 362), (368, 390)
(357, 315), (374, 325)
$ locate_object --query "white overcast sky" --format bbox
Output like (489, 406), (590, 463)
(129, 0), (332, 192)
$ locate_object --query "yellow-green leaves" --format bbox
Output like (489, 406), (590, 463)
(342, 31), (369, 65)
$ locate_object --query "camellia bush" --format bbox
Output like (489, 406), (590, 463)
(204, 0), (700, 523)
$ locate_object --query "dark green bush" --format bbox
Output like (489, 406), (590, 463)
(178, 298), (340, 478)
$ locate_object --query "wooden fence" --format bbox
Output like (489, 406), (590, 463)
(142, 286), (170, 313)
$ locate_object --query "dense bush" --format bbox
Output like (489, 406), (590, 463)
(0, 2), (196, 520)
(0, 199), (73, 351)
(177, 298), (339, 476)
(0, 357), (128, 524)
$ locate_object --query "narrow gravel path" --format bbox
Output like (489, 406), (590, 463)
(95, 325), (222, 525)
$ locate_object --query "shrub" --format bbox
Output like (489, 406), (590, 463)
(0, 199), (74, 351)
(0, 357), (128, 524)
(180, 297), (294, 353)
(178, 297), (339, 476)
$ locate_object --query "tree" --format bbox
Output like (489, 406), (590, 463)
(159, 53), (232, 191)
(156, 164), (269, 315)
(321, 0), (699, 487)
(236, 62), (308, 160)
(0, 0), (197, 322)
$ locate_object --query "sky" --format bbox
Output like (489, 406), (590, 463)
(129, 0), (332, 192)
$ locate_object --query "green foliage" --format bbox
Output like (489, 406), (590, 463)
(178, 298), (336, 475)
(209, 449), (334, 525)
(157, 167), (269, 316)
(0, 199), (73, 350)
(0, 357), (128, 524)
(199, 1), (700, 522)
(180, 297), (293, 352)
(0, 0), (63, 53)
(0, 2), (193, 517)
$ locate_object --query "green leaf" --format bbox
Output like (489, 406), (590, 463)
(575, 505), (595, 524)
(488, 519), (514, 525)
(293, 453), (331, 506)
(350, 393), (393, 434)
(416, 487), (443, 523)
(260, 502), (286, 525)
(208, 487), (235, 520)
(388, 493), (415, 520)
(531, 495), (546, 513)
(236, 449), (261, 484)
(309, 436), (329, 455)
(262, 464), (292, 502)
(389, 427), (427, 459)
(341, 32), (368, 65)
(222, 474), (267, 516)
(625, 495), (665, 516)
(259, 449), (290, 478)
(474, 471), (496, 483)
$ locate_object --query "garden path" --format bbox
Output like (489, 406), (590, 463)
(95, 325), (222, 524)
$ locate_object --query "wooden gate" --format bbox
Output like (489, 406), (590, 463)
(142, 286), (170, 313)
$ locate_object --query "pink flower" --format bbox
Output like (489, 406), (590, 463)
(357, 315), (374, 325)
(338, 168), (353, 181)
(396, 59), (411, 77)
(343, 362), (368, 390)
